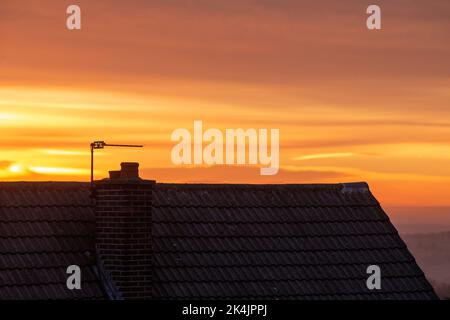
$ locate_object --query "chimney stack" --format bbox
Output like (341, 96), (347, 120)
(95, 162), (154, 299)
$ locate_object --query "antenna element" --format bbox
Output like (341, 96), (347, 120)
(90, 141), (143, 191)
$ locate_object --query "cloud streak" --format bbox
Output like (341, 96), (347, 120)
(0, 0), (449, 206)
(293, 153), (356, 161)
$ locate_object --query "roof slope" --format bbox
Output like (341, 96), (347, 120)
(0, 182), (105, 299)
(0, 181), (438, 300)
(151, 183), (437, 300)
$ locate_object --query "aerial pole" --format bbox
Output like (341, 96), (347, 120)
(90, 141), (143, 192)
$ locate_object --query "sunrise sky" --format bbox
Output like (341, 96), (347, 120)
(0, 0), (449, 208)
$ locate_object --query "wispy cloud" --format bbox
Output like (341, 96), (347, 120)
(0, 0), (449, 207)
(28, 166), (90, 175)
(0, 161), (14, 170)
(39, 149), (91, 156)
(293, 152), (356, 161)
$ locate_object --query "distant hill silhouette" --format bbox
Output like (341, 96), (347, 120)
(388, 207), (450, 234)
(402, 231), (450, 299)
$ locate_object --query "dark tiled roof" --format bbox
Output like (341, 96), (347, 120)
(150, 183), (436, 300)
(0, 182), (104, 299)
(0, 181), (438, 300)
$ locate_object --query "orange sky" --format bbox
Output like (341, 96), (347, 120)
(0, 0), (449, 207)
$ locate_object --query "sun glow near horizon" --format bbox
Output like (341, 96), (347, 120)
(1, 1), (449, 207)
(0, 85), (449, 206)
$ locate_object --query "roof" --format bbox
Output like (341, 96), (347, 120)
(0, 182), (103, 299)
(0, 181), (438, 300)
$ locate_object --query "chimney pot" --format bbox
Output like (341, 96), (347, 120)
(120, 162), (139, 179)
(109, 170), (121, 180)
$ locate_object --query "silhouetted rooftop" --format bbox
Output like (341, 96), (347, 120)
(0, 181), (438, 299)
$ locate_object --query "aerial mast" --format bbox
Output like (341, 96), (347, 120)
(90, 141), (143, 190)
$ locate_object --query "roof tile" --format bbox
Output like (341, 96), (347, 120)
(0, 182), (437, 300)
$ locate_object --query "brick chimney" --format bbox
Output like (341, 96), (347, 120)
(94, 162), (155, 300)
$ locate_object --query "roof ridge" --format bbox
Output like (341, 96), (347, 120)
(0, 181), (366, 187)
(341, 182), (370, 193)
(155, 182), (366, 190)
